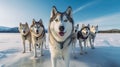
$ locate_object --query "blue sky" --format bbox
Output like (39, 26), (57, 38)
(0, 0), (120, 30)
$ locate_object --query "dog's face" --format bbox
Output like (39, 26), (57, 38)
(81, 24), (90, 37)
(30, 19), (44, 36)
(19, 22), (29, 35)
(49, 6), (74, 41)
(74, 24), (79, 33)
(90, 25), (98, 34)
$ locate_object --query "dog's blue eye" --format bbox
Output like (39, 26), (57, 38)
(64, 19), (68, 22)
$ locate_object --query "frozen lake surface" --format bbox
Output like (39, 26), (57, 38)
(0, 33), (120, 67)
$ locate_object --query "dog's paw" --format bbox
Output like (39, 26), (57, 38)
(29, 49), (32, 52)
(91, 47), (95, 49)
(30, 56), (38, 60)
(73, 56), (77, 59)
(40, 54), (44, 56)
(80, 52), (83, 55)
(85, 52), (87, 54)
(22, 51), (25, 53)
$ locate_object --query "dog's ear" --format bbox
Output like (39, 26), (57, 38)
(25, 22), (28, 26)
(66, 6), (72, 18)
(32, 19), (35, 25)
(96, 25), (98, 28)
(51, 6), (57, 18)
(92, 25), (94, 28)
(31, 19), (35, 27)
(19, 22), (22, 26)
(82, 24), (85, 27)
(77, 24), (79, 27)
(39, 19), (43, 24)
(88, 24), (90, 27)
(77, 24), (79, 29)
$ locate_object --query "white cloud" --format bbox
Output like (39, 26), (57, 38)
(78, 13), (120, 30)
(73, 1), (96, 14)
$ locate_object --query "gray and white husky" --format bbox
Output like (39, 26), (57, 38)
(48, 6), (74, 67)
(89, 25), (98, 49)
(77, 24), (90, 55)
(71, 24), (79, 57)
(19, 22), (32, 53)
(30, 19), (46, 58)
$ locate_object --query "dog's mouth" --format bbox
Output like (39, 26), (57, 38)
(36, 30), (39, 34)
(59, 31), (65, 36)
(36, 32), (39, 34)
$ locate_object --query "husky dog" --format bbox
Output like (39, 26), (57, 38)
(49, 6), (74, 67)
(30, 19), (46, 58)
(89, 25), (98, 49)
(19, 22), (32, 53)
(71, 24), (79, 56)
(77, 24), (90, 55)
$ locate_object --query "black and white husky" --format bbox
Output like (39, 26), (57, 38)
(89, 25), (98, 49)
(48, 6), (74, 67)
(30, 19), (46, 58)
(77, 24), (90, 55)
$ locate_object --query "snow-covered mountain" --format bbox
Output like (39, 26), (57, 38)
(0, 26), (10, 31)
(0, 26), (19, 33)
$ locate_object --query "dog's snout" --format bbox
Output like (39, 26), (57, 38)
(59, 26), (64, 31)
(86, 31), (88, 34)
(75, 30), (77, 32)
(23, 31), (25, 33)
(36, 30), (39, 33)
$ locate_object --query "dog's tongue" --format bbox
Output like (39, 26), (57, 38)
(59, 32), (64, 36)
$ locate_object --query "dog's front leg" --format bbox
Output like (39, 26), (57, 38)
(44, 37), (47, 49)
(84, 40), (87, 54)
(92, 38), (95, 49)
(90, 38), (95, 49)
(89, 38), (92, 48)
(34, 43), (37, 58)
(29, 41), (32, 51)
(79, 40), (83, 55)
(40, 42), (43, 56)
(22, 41), (25, 53)
(51, 56), (57, 67)
(72, 41), (75, 57)
(64, 51), (70, 67)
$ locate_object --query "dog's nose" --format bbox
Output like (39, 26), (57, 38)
(23, 31), (25, 33)
(86, 31), (88, 34)
(75, 30), (77, 32)
(59, 26), (64, 31)
(36, 30), (39, 33)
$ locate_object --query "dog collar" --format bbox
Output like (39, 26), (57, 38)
(77, 31), (89, 40)
(23, 31), (30, 40)
(77, 26), (90, 40)
(35, 29), (45, 41)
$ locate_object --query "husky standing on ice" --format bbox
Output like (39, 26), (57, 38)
(48, 6), (74, 67)
(71, 24), (79, 57)
(89, 25), (98, 49)
(19, 22), (32, 53)
(30, 19), (46, 58)
(77, 24), (90, 55)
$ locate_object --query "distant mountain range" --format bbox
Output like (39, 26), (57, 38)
(0, 26), (19, 33)
(98, 29), (120, 33)
(0, 26), (48, 33)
